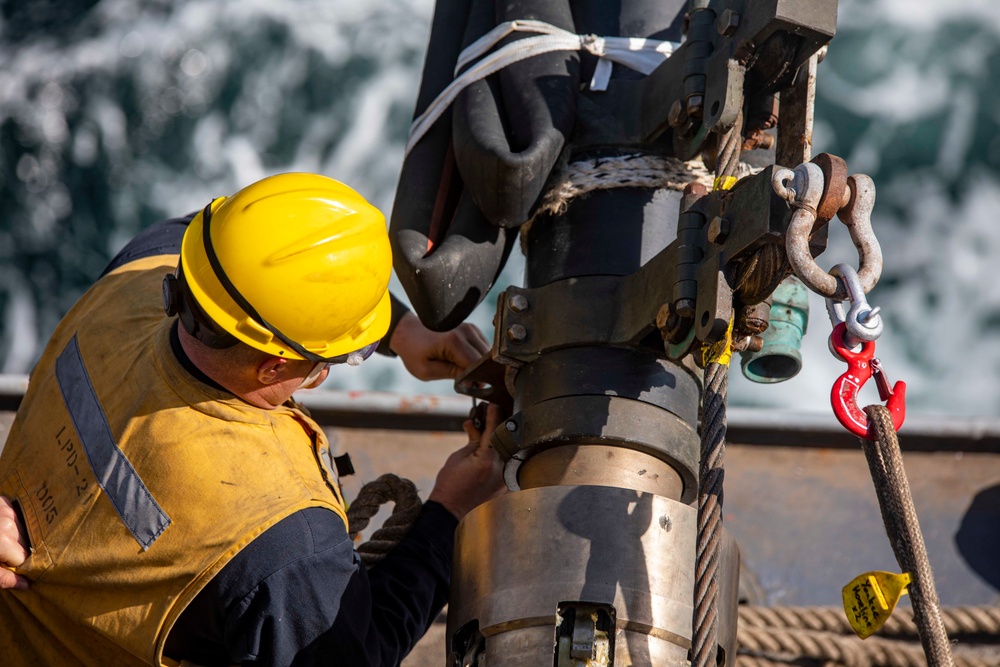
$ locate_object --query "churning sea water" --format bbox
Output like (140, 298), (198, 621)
(1, 0), (998, 416)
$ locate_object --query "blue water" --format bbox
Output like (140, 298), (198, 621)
(1, 0), (998, 417)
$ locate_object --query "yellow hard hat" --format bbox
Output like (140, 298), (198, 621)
(177, 173), (392, 361)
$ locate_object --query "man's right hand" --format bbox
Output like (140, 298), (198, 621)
(0, 496), (30, 590)
(428, 403), (507, 521)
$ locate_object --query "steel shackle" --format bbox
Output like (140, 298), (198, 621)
(773, 163), (883, 301)
(826, 263), (883, 348)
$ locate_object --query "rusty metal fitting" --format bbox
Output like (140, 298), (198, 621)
(746, 95), (779, 132)
(717, 9), (740, 36)
(775, 162), (883, 300)
(659, 306), (687, 345)
(743, 130), (775, 152)
(668, 99), (688, 128)
(683, 181), (708, 198)
(679, 118), (701, 140)
(686, 94), (704, 120)
(836, 174), (882, 296)
(506, 324), (527, 343)
(707, 217), (730, 244)
(737, 301), (771, 336)
(675, 298), (696, 319)
(774, 162), (828, 295)
(508, 294), (529, 313)
(811, 153), (849, 224)
(731, 335), (764, 353)
(655, 303), (673, 330)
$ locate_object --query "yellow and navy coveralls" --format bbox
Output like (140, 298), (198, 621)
(0, 216), (456, 666)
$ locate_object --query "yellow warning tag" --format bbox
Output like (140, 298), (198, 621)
(842, 571), (912, 639)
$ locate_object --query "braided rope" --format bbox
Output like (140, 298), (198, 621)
(736, 625), (995, 667)
(531, 154), (714, 221)
(737, 605), (1000, 639)
(734, 656), (809, 667)
(862, 405), (955, 666)
(346, 473), (422, 568)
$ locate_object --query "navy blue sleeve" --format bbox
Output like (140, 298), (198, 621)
(165, 502), (457, 667)
(100, 213), (197, 277)
(375, 294), (411, 358)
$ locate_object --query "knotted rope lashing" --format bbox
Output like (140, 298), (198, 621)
(347, 473), (422, 568)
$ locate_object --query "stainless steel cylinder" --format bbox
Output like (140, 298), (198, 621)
(447, 485), (739, 667)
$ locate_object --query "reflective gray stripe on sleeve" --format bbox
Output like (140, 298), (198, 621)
(55, 334), (171, 550)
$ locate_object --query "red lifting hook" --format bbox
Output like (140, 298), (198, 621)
(829, 322), (906, 440)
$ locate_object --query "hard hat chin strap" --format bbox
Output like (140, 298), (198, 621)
(162, 264), (238, 350)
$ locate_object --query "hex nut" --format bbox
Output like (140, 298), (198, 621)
(668, 99), (687, 128)
(707, 217), (730, 244)
(506, 324), (527, 343)
(655, 303), (673, 330)
(508, 294), (529, 313)
(717, 9), (740, 36)
(675, 298), (696, 319)
(686, 94), (704, 119)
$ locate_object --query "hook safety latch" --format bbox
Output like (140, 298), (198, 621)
(829, 322), (906, 440)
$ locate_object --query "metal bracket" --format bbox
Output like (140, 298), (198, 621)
(455, 163), (833, 400)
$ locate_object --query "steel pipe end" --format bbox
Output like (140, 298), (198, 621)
(740, 277), (809, 384)
(740, 330), (803, 383)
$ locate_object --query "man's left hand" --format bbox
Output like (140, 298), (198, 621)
(389, 311), (491, 381)
(0, 496), (30, 590)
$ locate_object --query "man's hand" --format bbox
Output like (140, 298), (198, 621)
(389, 311), (491, 381)
(0, 496), (30, 590)
(428, 404), (507, 521)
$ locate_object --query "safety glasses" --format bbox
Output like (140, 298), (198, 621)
(328, 340), (380, 366)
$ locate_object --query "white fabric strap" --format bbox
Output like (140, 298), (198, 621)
(405, 19), (681, 157)
(454, 19), (573, 74)
(582, 34), (679, 89)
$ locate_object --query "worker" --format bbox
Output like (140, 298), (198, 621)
(0, 172), (506, 666)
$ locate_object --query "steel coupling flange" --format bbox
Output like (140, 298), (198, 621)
(491, 395), (700, 504)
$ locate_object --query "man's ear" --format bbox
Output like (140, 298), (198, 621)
(257, 356), (288, 385)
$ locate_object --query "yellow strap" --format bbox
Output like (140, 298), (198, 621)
(713, 175), (738, 191)
(698, 317), (734, 368)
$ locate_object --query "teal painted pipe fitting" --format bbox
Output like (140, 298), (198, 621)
(741, 276), (809, 383)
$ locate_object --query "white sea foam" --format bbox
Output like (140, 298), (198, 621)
(840, 0), (1000, 35)
(0, 0), (997, 418)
